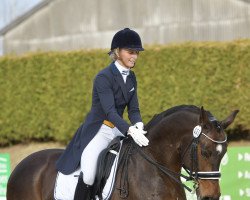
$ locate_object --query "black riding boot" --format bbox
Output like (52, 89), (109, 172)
(74, 172), (91, 200)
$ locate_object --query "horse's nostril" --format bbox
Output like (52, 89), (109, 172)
(201, 197), (219, 200)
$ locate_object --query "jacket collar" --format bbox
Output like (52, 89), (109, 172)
(109, 62), (129, 103)
(114, 61), (130, 75)
(110, 62), (120, 75)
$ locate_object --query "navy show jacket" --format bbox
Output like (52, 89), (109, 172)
(56, 62), (142, 174)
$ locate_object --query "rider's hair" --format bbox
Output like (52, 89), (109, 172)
(109, 48), (119, 61)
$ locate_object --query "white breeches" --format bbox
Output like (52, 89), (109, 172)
(81, 124), (124, 185)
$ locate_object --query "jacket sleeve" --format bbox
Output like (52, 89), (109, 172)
(127, 73), (142, 124)
(94, 74), (130, 135)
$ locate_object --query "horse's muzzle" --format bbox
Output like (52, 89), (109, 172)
(196, 179), (221, 200)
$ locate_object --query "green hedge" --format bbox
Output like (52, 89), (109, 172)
(0, 40), (249, 146)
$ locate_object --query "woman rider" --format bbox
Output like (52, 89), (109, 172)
(55, 28), (149, 200)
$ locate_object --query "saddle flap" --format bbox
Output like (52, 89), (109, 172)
(92, 136), (123, 199)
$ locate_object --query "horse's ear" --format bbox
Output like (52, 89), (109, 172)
(221, 110), (239, 129)
(199, 106), (209, 124)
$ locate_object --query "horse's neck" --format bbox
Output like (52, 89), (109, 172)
(116, 139), (187, 199)
(145, 119), (194, 172)
(146, 136), (183, 172)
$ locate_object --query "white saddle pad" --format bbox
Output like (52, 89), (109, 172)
(54, 169), (81, 200)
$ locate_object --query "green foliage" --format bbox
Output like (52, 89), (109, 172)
(136, 41), (250, 129)
(0, 40), (249, 146)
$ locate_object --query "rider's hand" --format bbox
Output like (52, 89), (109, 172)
(127, 126), (149, 147)
(134, 122), (144, 131)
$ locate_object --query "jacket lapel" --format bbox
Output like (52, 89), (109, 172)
(126, 75), (134, 92)
(110, 63), (129, 103)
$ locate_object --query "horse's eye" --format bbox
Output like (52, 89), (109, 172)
(201, 149), (212, 158)
(201, 144), (212, 158)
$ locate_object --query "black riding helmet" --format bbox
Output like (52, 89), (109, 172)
(109, 28), (144, 54)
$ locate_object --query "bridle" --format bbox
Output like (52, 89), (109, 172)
(182, 124), (227, 183)
(135, 124), (227, 193)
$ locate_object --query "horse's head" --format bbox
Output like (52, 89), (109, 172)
(183, 106), (239, 200)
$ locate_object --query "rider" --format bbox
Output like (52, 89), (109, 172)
(55, 28), (149, 200)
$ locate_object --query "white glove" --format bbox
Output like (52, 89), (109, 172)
(134, 122), (147, 134)
(127, 126), (149, 147)
(135, 122), (144, 130)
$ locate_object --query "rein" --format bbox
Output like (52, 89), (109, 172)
(134, 143), (193, 192)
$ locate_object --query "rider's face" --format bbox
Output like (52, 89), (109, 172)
(117, 49), (139, 69)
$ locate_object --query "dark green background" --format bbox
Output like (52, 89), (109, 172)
(0, 40), (249, 146)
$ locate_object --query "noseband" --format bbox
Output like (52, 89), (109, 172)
(182, 125), (227, 182)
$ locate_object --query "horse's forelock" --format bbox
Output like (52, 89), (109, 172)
(207, 112), (223, 132)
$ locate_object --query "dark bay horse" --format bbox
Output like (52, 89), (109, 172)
(7, 105), (239, 200)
